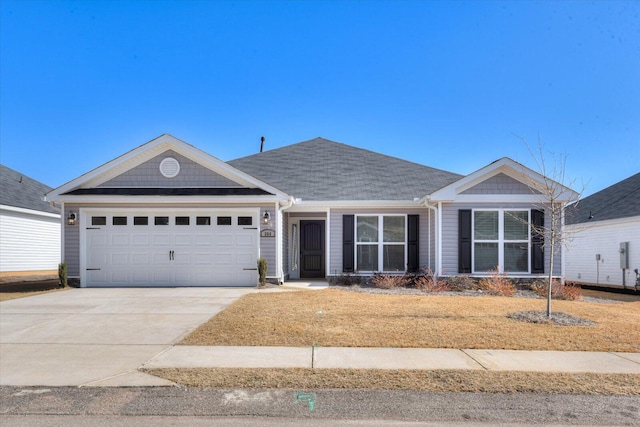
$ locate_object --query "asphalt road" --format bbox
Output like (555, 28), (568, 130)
(1, 387), (638, 425)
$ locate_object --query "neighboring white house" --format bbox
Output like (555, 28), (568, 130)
(0, 165), (61, 278)
(565, 172), (640, 290)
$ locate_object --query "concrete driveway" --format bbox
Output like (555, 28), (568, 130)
(0, 287), (262, 387)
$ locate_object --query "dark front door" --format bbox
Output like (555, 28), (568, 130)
(300, 220), (325, 278)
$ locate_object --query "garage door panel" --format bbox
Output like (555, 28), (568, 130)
(153, 234), (171, 245)
(236, 234), (255, 246)
(194, 253), (213, 264)
(85, 211), (259, 287)
(174, 234), (192, 245)
(131, 253), (149, 265)
(236, 252), (255, 265)
(111, 234), (129, 245)
(132, 235), (150, 245)
(111, 253), (128, 265)
(195, 235), (212, 245)
(111, 270), (129, 283)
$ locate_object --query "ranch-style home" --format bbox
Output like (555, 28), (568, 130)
(46, 134), (577, 287)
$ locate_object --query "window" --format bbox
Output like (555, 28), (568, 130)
(217, 216), (232, 225)
(134, 216), (148, 226)
(238, 216), (252, 226)
(154, 216), (169, 225)
(355, 215), (406, 272)
(196, 216), (211, 225)
(175, 216), (190, 225)
(91, 216), (107, 226)
(112, 216), (127, 226)
(473, 210), (529, 273)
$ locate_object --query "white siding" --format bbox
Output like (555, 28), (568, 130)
(0, 208), (61, 272)
(565, 216), (640, 288)
(440, 202), (561, 276)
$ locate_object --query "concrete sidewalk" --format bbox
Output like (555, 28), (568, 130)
(143, 346), (640, 374)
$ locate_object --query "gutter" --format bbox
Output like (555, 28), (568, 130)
(277, 197), (296, 284)
(420, 197), (439, 278)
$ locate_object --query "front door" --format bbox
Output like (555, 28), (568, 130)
(300, 220), (325, 278)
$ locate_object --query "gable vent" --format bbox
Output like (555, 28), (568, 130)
(159, 157), (180, 178)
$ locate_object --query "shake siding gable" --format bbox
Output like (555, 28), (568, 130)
(461, 173), (542, 195)
(99, 150), (244, 188)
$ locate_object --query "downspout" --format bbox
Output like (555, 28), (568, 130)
(277, 197), (295, 284)
(420, 197), (439, 277)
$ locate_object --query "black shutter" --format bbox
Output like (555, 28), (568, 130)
(458, 210), (472, 273)
(531, 209), (544, 273)
(343, 215), (355, 272)
(407, 215), (419, 272)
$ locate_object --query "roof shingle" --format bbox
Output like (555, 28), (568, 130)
(228, 137), (462, 201)
(566, 172), (640, 224)
(0, 164), (59, 214)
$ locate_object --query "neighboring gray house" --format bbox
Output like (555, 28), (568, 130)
(565, 173), (640, 289)
(46, 134), (577, 287)
(0, 165), (61, 276)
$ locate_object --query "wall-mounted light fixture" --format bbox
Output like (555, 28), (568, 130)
(68, 211), (77, 226)
(262, 210), (271, 224)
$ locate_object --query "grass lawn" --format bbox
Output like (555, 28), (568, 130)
(181, 289), (640, 352)
(146, 289), (640, 393)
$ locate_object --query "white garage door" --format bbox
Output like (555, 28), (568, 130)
(84, 210), (259, 287)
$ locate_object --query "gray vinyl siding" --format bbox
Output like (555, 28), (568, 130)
(99, 150), (243, 188)
(329, 208), (432, 275)
(461, 173), (541, 195)
(440, 202), (561, 276)
(64, 205), (81, 277)
(259, 205), (277, 277)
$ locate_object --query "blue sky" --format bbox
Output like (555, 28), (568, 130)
(1, 0), (638, 196)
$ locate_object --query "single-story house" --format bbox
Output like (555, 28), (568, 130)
(0, 164), (61, 278)
(45, 134), (577, 287)
(565, 172), (640, 290)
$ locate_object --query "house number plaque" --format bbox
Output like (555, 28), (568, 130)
(260, 229), (276, 237)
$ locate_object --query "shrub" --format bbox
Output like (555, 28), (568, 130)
(530, 279), (582, 301)
(257, 258), (268, 286)
(58, 262), (68, 288)
(332, 272), (361, 286)
(370, 274), (408, 289)
(446, 275), (476, 292)
(476, 268), (516, 296)
(414, 275), (452, 293)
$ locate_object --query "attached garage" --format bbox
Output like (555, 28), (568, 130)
(82, 209), (259, 287)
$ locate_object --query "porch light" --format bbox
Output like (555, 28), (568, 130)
(262, 210), (271, 224)
(68, 211), (77, 226)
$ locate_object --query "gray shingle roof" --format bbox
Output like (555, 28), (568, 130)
(228, 137), (463, 201)
(0, 164), (59, 214)
(566, 172), (640, 224)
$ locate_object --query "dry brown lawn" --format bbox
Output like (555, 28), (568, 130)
(145, 368), (640, 395)
(0, 288), (66, 302)
(182, 289), (640, 352)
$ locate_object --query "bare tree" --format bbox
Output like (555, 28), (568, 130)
(516, 136), (582, 317)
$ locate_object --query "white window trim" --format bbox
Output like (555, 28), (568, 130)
(354, 214), (408, 273)
(471, 209), (530, 274)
